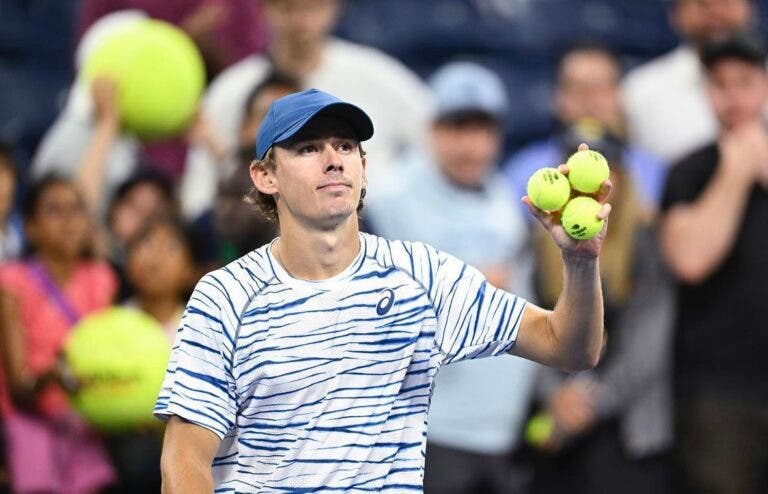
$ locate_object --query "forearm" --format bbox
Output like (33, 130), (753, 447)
(661, 162), (752, 283)
(76, 119), (118, 214)
(548, 255), (603, 371)
(161, 416), (220, 494)
(161, 454), (214, 494)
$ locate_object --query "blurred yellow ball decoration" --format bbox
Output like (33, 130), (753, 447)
(64, 307), (171, 432)
(82, 19), (205, 140)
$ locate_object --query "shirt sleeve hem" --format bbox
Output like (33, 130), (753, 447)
(154, 406), (229, 440)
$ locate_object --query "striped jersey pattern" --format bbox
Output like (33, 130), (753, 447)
(154, 232), (527, 493)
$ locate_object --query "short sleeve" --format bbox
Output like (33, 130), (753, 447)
(154, 274), (238, 439)
(420, 244), (528, 365)
(660, 146), (717, 213)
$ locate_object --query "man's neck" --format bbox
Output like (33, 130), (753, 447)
(273, 215), (361, 281)
(270, 39), (325, 79)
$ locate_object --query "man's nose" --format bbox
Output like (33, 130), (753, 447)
(322, 144), (343, 172)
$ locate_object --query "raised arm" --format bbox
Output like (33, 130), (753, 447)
(510, 144), (610, 372)
(75, 76), (120, 215)
(660, 122), (766, 283)
(161, 416), (221, 494)
(513, 254), (604, 371)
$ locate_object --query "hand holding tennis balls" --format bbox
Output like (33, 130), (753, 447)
(523, 144), (612, 257)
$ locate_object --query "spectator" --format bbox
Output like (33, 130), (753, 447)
(505, 43), (665, 215)
(180, 0), (433, 220)
(105, 215), (199, 493)
(526, 136), (675, 494)
(32, 12), (224, 204)
(77, 0), (268, 79)
(214, 72), (300, 263)
(106, 170), (177, 300)
(659, 33), (768, 494)
(623, 0), (754, 164)
(0, 176), (116, 494)
(366, 62), (537, 494)
(0, 142), (23, 262)
(124, 216), (199, 342)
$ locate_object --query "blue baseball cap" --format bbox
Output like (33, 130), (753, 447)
(255, 89), (374, 160)
(429, 61), (509, 122)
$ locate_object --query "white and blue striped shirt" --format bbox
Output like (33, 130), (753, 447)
(154, 233), (527, 493)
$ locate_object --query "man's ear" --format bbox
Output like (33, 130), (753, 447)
(361, 154), (368, 190)
(250, 160), (278, 195)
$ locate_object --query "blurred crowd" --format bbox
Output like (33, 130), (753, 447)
(0, 0), (767, 493)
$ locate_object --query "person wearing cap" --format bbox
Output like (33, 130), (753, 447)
(179, 0), (433, 222)
(622, 0), (754, 164)
(660, 33), (768, 494)
(365, 61), (538, 493)
(504, 42), (666, 218)
(155, 88), (611, 493)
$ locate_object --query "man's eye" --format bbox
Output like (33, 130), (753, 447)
(338, 142), (354, 152)
(299, 145), (318, 154)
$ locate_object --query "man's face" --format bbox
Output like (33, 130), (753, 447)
(556, 50), (622, 128)
(707, 58), (768, 130)
(258, 115), (367, 228)
(265, 0), (340, 49)
(431, 116), (502, 188)
(672, 0), (751, 47)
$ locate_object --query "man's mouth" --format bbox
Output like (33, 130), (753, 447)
(318, 181), (351, 190)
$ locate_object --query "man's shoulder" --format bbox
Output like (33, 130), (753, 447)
(661, 142), (719, 210)
(326, 38), (407, 70)
(670, 142), (719, 177)
(624, 45), (696, 92)
(325, 38), (429, 92)
(194, 244), (278, 300)
(204, 54), (271, 110)
(361, 233), (438, 268)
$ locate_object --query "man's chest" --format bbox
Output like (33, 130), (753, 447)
(231, 282), (440, 410)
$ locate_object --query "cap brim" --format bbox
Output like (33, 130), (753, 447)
(274, 102), (374, 148)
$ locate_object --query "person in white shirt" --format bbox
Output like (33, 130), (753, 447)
(622, 0), (753, 164)
(156, 88), (611, 493)
(180, 0), (433, 220)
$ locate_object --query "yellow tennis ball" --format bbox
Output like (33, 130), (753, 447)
(64, 307), (171, 432)
(566, 150), (610, 193)
(561, 196), (604, 240)
(527, 167), (571, 211)
(82, 19), (205, 140)
(525, 413), (555, 446)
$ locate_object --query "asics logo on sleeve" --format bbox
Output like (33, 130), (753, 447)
(376, 288), (395, 315)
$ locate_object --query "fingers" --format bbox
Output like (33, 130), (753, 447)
(522, 196), (554, 227)
(597, 202), (612, 221)
(577, 142), (589, 152)
(557, 164), (569, 175)
(522, 196), (544, 218)
(596, 178), (612, 202)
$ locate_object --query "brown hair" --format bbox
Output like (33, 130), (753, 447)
(245, 143), (367, 222)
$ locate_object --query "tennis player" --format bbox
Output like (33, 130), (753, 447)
(155, 89), (611, 493)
